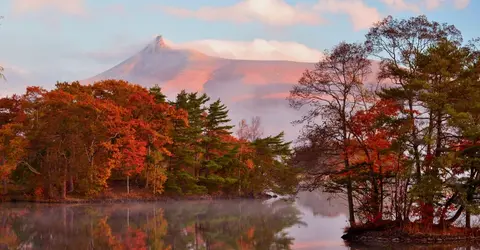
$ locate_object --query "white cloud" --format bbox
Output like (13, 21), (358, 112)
(162, 0), (323, 26)
(166, 38), (324, 62)
(315, 0), (382, 31)
(12, 0), (86, 15)
(83, 37), (324, 63)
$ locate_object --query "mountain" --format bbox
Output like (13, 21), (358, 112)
(83, 36), (383, 141)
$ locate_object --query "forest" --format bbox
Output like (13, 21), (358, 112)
(0, 80), (298, 200)
(290, 14), (480, 230)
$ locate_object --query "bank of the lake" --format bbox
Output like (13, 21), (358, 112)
(342, 221), (480, 246)
(0, 192), (278, 204)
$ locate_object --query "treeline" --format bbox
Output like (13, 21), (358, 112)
(0, 80), (298, 200)
(291, 15), (480, 228)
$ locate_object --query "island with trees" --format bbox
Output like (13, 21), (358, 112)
(290, 14), (480, 245)
(0, 80), (299, 202)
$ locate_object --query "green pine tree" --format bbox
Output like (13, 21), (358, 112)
(199, 99), (235, 192)
(165, 90), (210, 195)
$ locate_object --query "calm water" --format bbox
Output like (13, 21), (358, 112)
(0, 191), (479, 250)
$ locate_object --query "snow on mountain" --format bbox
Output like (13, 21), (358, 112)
(83, 36), (384, 141)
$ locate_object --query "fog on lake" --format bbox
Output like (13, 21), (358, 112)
(1, 191), (479, 250)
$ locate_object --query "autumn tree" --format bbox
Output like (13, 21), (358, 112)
(0, 95), (27, 194)
(289, 42), (372, 226)
(0, 80), (299, 199)
(365, 15), (465, 225)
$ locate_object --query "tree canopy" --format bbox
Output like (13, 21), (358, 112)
(291, 14), (480, 229)
(0, 80), (298, 200)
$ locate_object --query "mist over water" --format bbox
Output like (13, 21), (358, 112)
(0, 191), (478, 250)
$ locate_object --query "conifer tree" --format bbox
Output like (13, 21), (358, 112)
(166, 91), (209, 194)
(200, 99), (235, 191)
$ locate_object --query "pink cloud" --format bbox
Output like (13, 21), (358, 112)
(381, 0), (470, 11)
(161, 0), (323, 26)
(262, 92), (290, 99)
(315, 0), (382, 31)
(11, 0), (86, 15)
(161, 0), (382, 31)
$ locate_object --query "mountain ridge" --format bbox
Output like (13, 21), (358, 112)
(83, 36), (383, 140)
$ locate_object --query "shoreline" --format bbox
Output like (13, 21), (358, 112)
(0, 193), (279, 204)
(342, 221), (480, 246)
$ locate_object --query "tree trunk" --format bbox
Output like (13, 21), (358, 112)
(408, 99), (422, 182)
(146, 145), (150, 189)
(347, 176), (355, 226)
(127, 175), (130, 194)
(62, 167), (67, 200)
(2, 178), (7, 195)
(68, 175), (74, 193)
(466, 210), (471, 229)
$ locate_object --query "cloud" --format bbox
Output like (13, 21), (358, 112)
(452, 0), (470, 9)
(11, 0), (86, 15)
(161, 0), (322, 26)
(168, 39), (323, 62)
(161, 0), (384, 31)
(379, 0), (420, 12)
(381, 0), (470, 11)
(82, 36), (323, 63)
(315, 0), (382, 31)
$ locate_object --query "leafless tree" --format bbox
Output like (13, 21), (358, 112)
(236, 116), (264, 141)
(289, 42), (372, 226)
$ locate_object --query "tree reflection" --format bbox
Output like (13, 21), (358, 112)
(0, 200), (304, 250)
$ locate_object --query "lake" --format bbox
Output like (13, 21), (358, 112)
(0, 191), (479, 250)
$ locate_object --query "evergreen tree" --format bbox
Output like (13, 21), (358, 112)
(200, 99), (235, 192)
(165, 91), (209, 194)
(248, 132), (297, 196)
(149, 85), (167, 103)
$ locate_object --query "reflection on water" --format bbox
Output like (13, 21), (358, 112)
(0, 192), (479, 250)
(0, 199), (306, 250)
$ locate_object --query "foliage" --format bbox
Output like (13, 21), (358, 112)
(0, 80), (298, 199)
(291, 14), (480, 228)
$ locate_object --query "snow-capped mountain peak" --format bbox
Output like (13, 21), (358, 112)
(142, 35), (170, 53)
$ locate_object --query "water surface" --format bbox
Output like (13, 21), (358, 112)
(0, 192), (478, 250)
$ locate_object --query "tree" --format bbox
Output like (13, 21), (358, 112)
(0, 80), (299, 199)
(200, 99), (235, 192)
(365, 15), (463, 225)
(165, 91), (209, 195)
(289, 42), (372, 226)
(236, 116), (264, 142)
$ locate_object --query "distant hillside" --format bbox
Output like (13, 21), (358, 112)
(83, 36), (384, 141)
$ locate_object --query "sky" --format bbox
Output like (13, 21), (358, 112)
(0, 0), (478, 95)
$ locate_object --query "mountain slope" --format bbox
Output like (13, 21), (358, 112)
(83, 36), (383, 141)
